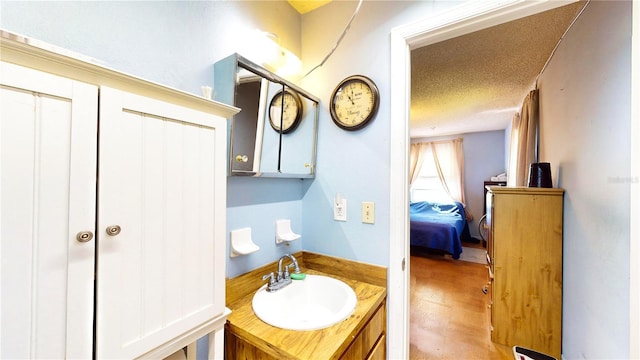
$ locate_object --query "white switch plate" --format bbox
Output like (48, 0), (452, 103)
(334, 198), (347, 221)
(362, 201), (374, 224)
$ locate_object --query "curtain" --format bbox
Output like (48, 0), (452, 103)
(409, 143), (429, 186)
(508, 89), (539, 186)
(507, 113), (520, 186)
(431, 139), (473, 221)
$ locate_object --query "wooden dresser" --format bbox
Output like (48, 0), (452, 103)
(485, 186), (564, 359)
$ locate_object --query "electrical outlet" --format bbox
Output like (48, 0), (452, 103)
(334, 198), (347, 221)
(362, 201), (374, 224)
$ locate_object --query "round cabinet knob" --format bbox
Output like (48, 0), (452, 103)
(76, 231), (94, 243)
(235, 155), (248, 163)
(105, 225), (121, 236)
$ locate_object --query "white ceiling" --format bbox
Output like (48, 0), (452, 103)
(410, 2), (585, 138)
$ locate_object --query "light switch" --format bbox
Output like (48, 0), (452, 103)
(362, 201), (374, 224)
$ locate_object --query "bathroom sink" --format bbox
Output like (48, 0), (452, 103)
(252, 274), (357, 331)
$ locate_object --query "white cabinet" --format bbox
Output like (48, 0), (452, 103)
(1, 32), (237, 359)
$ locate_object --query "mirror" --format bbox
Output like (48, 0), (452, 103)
(214, 54), (319, 178)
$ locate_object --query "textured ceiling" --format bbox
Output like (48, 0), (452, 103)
(410, 2), (585, 138)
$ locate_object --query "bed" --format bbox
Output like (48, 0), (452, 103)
(409, 201), (471, 259)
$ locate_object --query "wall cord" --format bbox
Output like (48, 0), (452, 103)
(298, 0), (363, 81)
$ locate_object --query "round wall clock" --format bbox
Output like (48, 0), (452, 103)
(330, 75), (380, 131)
(269, 88), (303, 134)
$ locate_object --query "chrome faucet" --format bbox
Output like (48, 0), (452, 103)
(278, 253), (300, 280)
(262, 254), (301, 292)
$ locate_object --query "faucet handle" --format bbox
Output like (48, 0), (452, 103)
(262, 272), (276, 285)
(286, 262), (301, 274)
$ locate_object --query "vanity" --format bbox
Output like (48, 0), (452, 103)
(225, 252), (387, 359)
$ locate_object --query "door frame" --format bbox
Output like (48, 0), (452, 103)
(631, 1), (639, 357)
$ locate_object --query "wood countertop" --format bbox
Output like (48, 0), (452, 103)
(225, 252), (387, 360)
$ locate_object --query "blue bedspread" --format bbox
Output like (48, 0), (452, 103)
(409, 201), (466, 259)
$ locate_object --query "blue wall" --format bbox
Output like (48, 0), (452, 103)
(462, 131), (506, 236)
(299, 1), (462, 265)
(0, 1), (301, 97)
(226, 177), (306, 277)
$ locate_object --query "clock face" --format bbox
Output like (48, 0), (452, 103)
(330, 75), (379, 131)
(269, 89), (303, 134)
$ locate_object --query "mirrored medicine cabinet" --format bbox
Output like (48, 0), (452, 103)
(214, 53), (319, 178)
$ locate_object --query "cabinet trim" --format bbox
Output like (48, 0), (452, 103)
(486, 186), (565, 196)
(136, 308), (230, 360)
(1, 30), (239, 119)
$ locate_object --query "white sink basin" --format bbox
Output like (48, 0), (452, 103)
(252, 274), (357, 331)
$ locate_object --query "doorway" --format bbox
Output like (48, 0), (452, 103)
(386, 1), (584, 358)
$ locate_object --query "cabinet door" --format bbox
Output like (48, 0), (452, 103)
(96, 86), (227, 358)
(1, 61), (97, 359)
(490, 190), (563, 358)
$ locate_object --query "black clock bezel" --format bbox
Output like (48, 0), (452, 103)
(268, 88), (303, 134)
(329, 75), (380, 131)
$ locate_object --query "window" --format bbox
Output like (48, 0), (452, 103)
(410, 145), (454, 204)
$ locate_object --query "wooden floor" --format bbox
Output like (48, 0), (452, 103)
(409, 250), (513, 360)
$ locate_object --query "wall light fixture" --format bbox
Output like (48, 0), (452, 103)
(241, 29), (302, 78)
